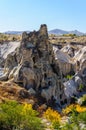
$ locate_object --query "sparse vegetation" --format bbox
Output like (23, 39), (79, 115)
(63, 33), (76, 37)
(44, 107), (61, 129)
(78, 94), (86, 106)
(78, 84), (84, 91)
(61, 104), (86, 130)
(43, 104), (86, 130)
(0, 24), (86, 130)
(0, 100), (43, 130)
(0, 33), (21, 43)
(65, 74), (73, 80)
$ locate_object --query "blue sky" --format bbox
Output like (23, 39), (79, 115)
(0, 0), (86, 32)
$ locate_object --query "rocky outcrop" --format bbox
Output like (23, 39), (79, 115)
(63, 46), (86, 99)
(53, 45), (73, 75)
(73, 46), (86, 87)
(0, 25), (64, 106)
(61, 44), (78, 57)
(73, 46), (86, 72)
(0, 42), (20, 67)
(0, 25), (86, 109)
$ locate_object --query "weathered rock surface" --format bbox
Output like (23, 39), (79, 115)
(52, 40), (86, 105)
(61, 44), (78, 57)
(53, 45), (73, 75)
(0, 25), (86, 109)
(0, 25), (63, 106)
(73, 46), (86, 72)
(63, 46), (86, 99)
(0, 42), (20, 67)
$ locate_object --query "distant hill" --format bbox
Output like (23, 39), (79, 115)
(3, 29), (85, 36)
(69, 30), (84, 36)
(48, 29), (85, 36)
(4, 31), (30, 35)
(49, 29), (68, 35)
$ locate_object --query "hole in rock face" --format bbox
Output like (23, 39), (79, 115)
(51, 64), (60, 75)
(38, 85), (42, 91)
(60, 94), (62, 99)
(44, 73), (47, 78)
(48, 81), (52, 86)
(38, 50), (43, 58)
(60, 101), (64, 105)
(64, 99), (67, 104)
(70, 97), (76, 104)
(77, 60), (80, 66)
(33, 57), (36, 63)
(83, 68), (86, 75)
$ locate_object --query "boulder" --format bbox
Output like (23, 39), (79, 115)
(53, 46), (73, 75)
(0, 42), (20, 67)
(28, 88), (36, 96)
(0, 25), (61, 103)
(61, 44), (77, 57)
(73, 46), (86, 73)
(64, 79), (78, 98)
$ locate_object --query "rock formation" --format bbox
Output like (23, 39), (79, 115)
(0, 42), (20, 67)
(0, 25), (63, 107)
(63, 46), (86, 99)
(0, 24), (86, 110)
(53, 45), (73, 75)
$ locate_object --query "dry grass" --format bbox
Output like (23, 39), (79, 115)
(0, 33), (22, 43)
(0, 80), (47, 114)
(49, 34), (86, 45)
(0, 80), (31, 103)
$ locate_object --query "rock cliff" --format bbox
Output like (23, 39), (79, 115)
(0, 25), (86, 109)
(0, 25), (63, 107)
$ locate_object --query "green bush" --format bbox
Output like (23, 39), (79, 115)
(52, 121), (60, 129)
(61, 106), (86, 130)
(66, 75), (73, 80)
(78, 94), (86, 106)
(61, 113), (86, 130)
(78, 84), (84, 91)
(81, 95), (86, 106)
(63, 33), (76, 38)
(78, 111), (86, 124)
(0, 100), (43, 130)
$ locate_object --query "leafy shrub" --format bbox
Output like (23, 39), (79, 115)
(62, 104), (86, 130)
(0, 100), (43, 130)
(44, 106), (86, 130)
(61, 122), (81, 130)
(62, 111), (86, 130)
(78, 94), (86, 106)
(62, 104), (86, 115)
(78, 84), (84, 91)
(44, 107), (61, 129)
(65, 75), (73, 80)
(62, 104), (76, 115)
(78, 111), (86, 124)
(63, 33), (76, 38)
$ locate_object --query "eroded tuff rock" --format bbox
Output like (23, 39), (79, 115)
(73, 46), (86, 73)
(0, 42), (20, 67)
(53, 45), (73, 75)
(0, 25), (65, 107)
(0, 25), (86, 109)
(63, 46), (86, 99)
(61, 44), (78, 57)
